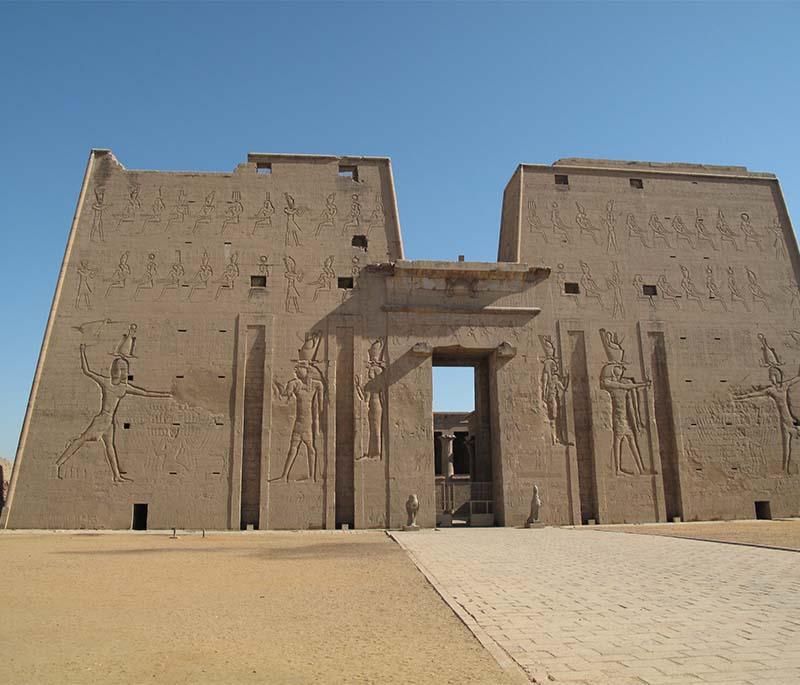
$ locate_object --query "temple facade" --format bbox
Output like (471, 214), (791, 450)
(3, 151), (799, 529)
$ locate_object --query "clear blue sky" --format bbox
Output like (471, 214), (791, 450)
(1, 1), (798, 460)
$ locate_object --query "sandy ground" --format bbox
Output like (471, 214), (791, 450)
(593, 518), (800, 550)
(0, 531), (515, 684)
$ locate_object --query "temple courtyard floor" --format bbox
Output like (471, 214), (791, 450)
(392, 521), (800, 685)
(2, 521), (799, 684)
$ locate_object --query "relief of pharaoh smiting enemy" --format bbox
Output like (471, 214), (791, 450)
(598, 329), (653, 477)
(270, 332), (326, 483)
(733, 333), (800, 475)
(56, 325), (171, 482)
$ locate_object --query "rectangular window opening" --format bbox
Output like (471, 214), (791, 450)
(257, 162), (272, 175)
(127, 375), (134, 381)
(352, 235), (368, 250)
(338, 164), (359, 181)
(250, 275), (267, 288)
(755, 501), (772, 520)
(178, 329), (187, 333)
(564, 282), (580, 295)
(338, 277), (354, 289)
(554, 174), (569, 186)
(132, 503), (148, 531)
(175, 375), (184, 379)
(643, 284), (658, 297)
(630, 178), (644, 189)
(123, 422), (131, 429)
(223, 241), (232, 246)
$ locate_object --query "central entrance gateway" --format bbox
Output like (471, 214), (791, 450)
(432, 354), (495, 526)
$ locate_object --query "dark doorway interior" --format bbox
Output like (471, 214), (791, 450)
(132, 503), (148, 530)
(755, 500), (772, 520)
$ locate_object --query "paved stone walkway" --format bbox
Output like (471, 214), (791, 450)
(391, 528), (800, 684)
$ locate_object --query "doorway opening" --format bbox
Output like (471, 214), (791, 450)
(755, 500), (772, 520)
(132, 503), (148, 530)
(432, 356), (494, 527)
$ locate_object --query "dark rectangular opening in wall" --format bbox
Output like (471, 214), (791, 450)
(338, 277), (354, 289)
(569, 331), (598, 524)
(650, 332), (683, 521)
(630, 178), (644, 189)
(555, 174), (569, 186)
(564, 282), (580, 294)
(250, 275), (267, 288)
(123, 422), (131, 430)
(132, 503), (148, 530)
(240, 325), (265, 530)
(755, 500), (772, 520)
(335, 327), (355, 529)
(257, 162), (272, 175)
(338, 164), (358, 181)
(352, 235), (368, 250)
(127, 375), (134, 381)
(643, 284), (658, 297)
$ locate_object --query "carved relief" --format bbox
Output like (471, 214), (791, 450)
(310, 256), (335, 302)
(343, 194), (362, 233)
(679, 265), (704, 310)
(316, 193), (337, 236)
(105, 251), (131, 296)
(445, 276), (479, 298)
(768, 216), (788, 260)
(284, 256), (303, 313)
(739, 213), (761, 251)
(142, 187), (166, 231)
(271, 332), (325, 482)
(56, 340), (171, 482)
(341, 257), (360, 302)
(192, 191), (216, 233)
(527, 200), (547, 242)
(599, 329), (652, 476)
(672, 214), (695, 249)
(165, 188), (190, 231)
(626, 213), (648, 247)
(733, 333), (799, 474)
(716, 209), (740, 251)
(649, 213), (671, 248)
(705, 265), (728, 311)
(355, 338), (386, 459)
(782, 271), (800, 321)
(633, 274), (655, 308)
(746, 267), (770, 312)
(727, 266), (750, 311)
(579, 261), (605, 309)
(367, 197), (385, 236)
(75, 260), (98, 310)
(221, 191), (244, 234)
(134, 253), (158, 300)
(215, 252), (240, 299)
(657, 273), (681, 309)
(251, 192), (275, 235)
(187, 250), (213, 300)
(575, 202), (600, 244)
(606, 261), (625, 319)
(284, 193), (303, 246)
(157, 250), (185, 300)
(695, 210), (717, 251)
(603, 200), (619, 253)
(90, 187), (108, 242)
(539, 335), (569, 445)
(556, 263), (578, 307)
(116, 184), (141, 230)
(550, 202), (571, 242)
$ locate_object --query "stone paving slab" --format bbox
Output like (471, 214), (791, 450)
(390, 528), (800, 684)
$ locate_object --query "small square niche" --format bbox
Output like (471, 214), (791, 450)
(339, 164), (359, 182)
(630, 178), (644, 189)
(564, 282), (580, 294)
(643, 284), (658, 296)
(338, 277), (354, 289)
(555, 174), (569, 186)
(250, 275), (267, 288)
